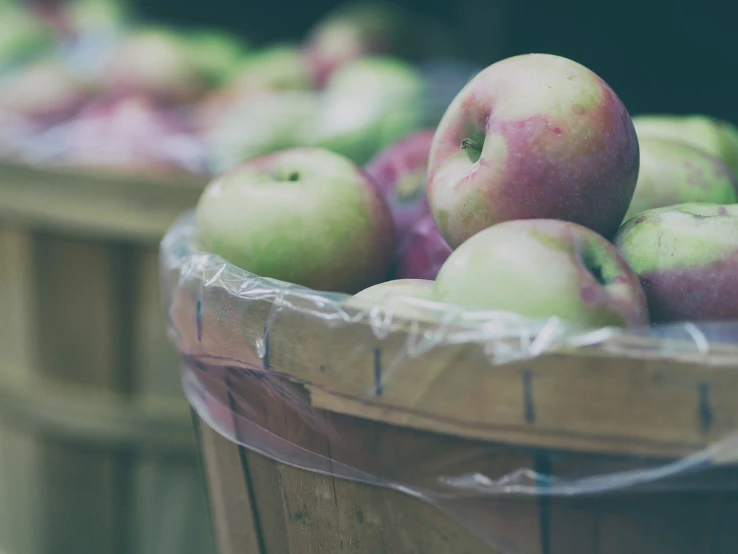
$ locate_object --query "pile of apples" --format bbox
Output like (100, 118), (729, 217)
(0, 0), (453, 175)
(195, 52), (738, 330)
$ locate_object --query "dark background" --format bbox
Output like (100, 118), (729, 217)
(133, 0), (737, 122)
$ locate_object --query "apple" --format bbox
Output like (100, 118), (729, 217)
(354, 278), (434, 302)
(304, 56), (428, 165)
(396, 214), (452, 281)
(434, 219), (649, 328)
(0, 3), (56, 68)
(64, 95), (209, 176)
(227, 44), (314, 94)
(303, 1), (408, 87)
(63, 0), (129, 35)
(364, 129), (435, 237)
(427, 53), (640, 248)
(103, 26), (211, 105)
(194, 147), (396, 293)
(202, 90), (321, 172)
(614, 203), (738, 323)
(348, 278), (435, 321)
(625, 137), (737, 222)
(0, 59), (92, 124)
(194, 44), (314, 130)
(187, 29), (249, 88)
(633, 114), (738, 179)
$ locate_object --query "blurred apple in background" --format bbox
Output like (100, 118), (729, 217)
(633, 114), (738, 179)
(195, 147), (396, 293)
(434, 219), (649, 328)
(614, 203), (738, 323)
(427, 53), (640, 248)
(305, 56), (427, 165)
(303, 1), (408, 87)
(202, 90), (320, 172)
(194, 44), (314, 129)
(0, 58), (92, 124)
(0, 2), (56, 69)
(187, 29), (249, 89)
(624, 137), (737, 222)
(396, 214), (452, 281)
(103, 26), (213, 105)
(365, 129), (434, 238)
(64, 94), (209, 175)
(227, 44), (314, 94)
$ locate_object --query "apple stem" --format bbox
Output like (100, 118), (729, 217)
(460, 138), (482, 152)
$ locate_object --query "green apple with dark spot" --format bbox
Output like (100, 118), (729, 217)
(633, 114), (738, 178)
(624, 137), (737, 221)
(614, 203), (738, 323)
(304, 56), (428, 165)
(434, 219), (649, 328)
(195, 147), (396, 293)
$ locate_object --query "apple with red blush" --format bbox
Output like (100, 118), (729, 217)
(614, 203), (738, 323)
(396, 215), (452, 281)
(434, 219), (649, 328)
(364, 129), (435, 238)
(427, 53), (640, 248)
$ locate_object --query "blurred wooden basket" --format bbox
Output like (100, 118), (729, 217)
(168, 270), (738, 554)
(0, 162), (214, 554)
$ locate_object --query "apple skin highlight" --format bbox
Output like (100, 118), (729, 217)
(427, 53), (640, 248)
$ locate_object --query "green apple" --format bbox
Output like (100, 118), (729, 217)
(64, 0), (130, 34)
(614, 203), (738, 323)
(195, 44), (315, 128)
(304, 56), (427, 165)
(194, 147), (396, 293)
(187, 30), (249, 87)
(354, 278), (434, 302)
(226, 44), (314, 93)
(434, 219), (649, 328)
(0, 3), (55, 69)
(202, 90), (321, 172)
(633, 114), (738, 179)
(624, 137), (737, 221)
(348, 278), (435, 321)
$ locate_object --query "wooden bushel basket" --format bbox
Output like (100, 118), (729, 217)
(164, 214), (738, 554)
(0, 164), (215, 554)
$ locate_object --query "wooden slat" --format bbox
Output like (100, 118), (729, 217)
(0, 224), (41, 554)
(170, 283), (738, 460)
(132, 245), (183, 400)
(0, 162), (204, 243)
(197, 419), (263, 554)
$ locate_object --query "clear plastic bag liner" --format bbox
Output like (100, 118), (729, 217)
(163, 216), (738, 547)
